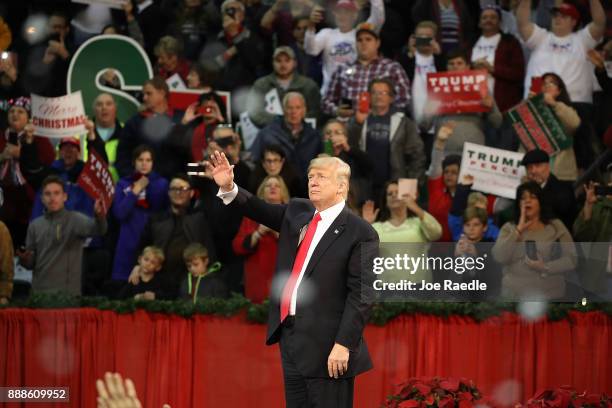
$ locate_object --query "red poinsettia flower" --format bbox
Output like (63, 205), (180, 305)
(440, 379), (460, 392)
(398, 400), (421, 408)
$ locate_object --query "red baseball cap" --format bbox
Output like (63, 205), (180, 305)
(335, 0), (358, 12)
(59, 137), (80, 151)
(551, 3), (580, 21)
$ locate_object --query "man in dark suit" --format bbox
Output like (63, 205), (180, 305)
(207, 151), (379, 407)
(521, 149), (577, 231)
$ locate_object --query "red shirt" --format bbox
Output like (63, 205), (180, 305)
(232, 217), (279, 304)
(428, 176), (453, 242)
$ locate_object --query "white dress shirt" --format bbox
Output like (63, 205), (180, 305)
(217, 184), (346, 315)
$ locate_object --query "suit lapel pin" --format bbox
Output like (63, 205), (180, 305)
(334, 229), (339, 234)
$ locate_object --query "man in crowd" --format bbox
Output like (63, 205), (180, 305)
(470, 5), (525, 113)
(517, 0), (606, 105)
(397, 21), (446, 161)
(207, 0), (266, 92)
(22, 11), (75, 96)
(207, 124), (253, 188)
(305, 0), (385, 94)
(521, 149), (577, 231)
(348, 78), (425, 199)
(421, 49), (502, 155)
(322, 22), (410, 119)
(17, 175), (107, 296)
(84, 93), (124, 182)
(250, 92), (321, 179)
(247, 46), (320, 129)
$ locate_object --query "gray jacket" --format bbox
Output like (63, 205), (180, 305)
(25, 208), (107, 295)
(247, 73), (321, 128)
(348, 112), (426, 182)
(421, 103), (502, 156)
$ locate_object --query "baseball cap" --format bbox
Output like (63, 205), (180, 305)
(356, 22), (379, 39)
(59, 137), (80, 151)
(273, 46), (296, 60)
(520, 149), (550, 166)
(551, 3), (580, 21)
(335, 0), (358, 11)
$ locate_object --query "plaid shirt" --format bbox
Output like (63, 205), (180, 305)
(322, 57), (411, 115)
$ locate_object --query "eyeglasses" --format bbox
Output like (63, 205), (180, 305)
(169, 186), (192, 194)
(215, 123), (233, 130)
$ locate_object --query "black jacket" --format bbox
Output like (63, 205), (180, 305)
(229, 187), (379, 378)
(544, 174), (578, 232)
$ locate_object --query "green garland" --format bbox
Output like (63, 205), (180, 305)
(1, 293), (611, 324)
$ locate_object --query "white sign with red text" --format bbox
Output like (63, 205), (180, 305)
(459, 143), (525, 199)
(31, 91), (87, 138)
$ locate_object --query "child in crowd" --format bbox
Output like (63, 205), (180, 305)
(454, 207), (501, 298)
(118, 246), (167, 300)
(448, 174), (500, 242)
(179, 243), (228, 303)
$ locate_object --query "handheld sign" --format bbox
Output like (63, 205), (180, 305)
(31, 91), (88, 138)
(426, 70), (489, 114)
(77, 150), (115, 214)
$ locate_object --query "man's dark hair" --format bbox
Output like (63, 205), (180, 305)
(368, 78), (396, 96)
(49, 10), (70, 26)
(442, 154), (462, 170)
(132, 144), (155, 165)
(143, 76), (170, 99)
(170, 173), (193, 187)
(41, 175), (66, 192)
(446, 48), (469, 64)
(263, 144), (286, 160)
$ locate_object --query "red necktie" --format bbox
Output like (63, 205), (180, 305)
(280, 213), (322, 322)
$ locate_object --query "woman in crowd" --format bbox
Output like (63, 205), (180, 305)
(186, 63), (218, 92)
(323, 119), (373, 205)
(363, 180), (442, 283)
(0, 97), (54, 247)
(112, 145), (168, 282)
(492, 181), (577, 300)
(532, 73), (581, 181)
(232, 175), (289, 303)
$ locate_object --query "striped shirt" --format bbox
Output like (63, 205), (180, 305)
(439, 1), (460, 53)
(322, 57), (411, 115)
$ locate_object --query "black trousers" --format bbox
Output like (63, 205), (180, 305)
(279, 317), (354, 408)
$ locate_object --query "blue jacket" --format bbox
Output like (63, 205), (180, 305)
(111, 172), (169, 280)
(250, 116), (322, 179)
(30, 160), (94, 220)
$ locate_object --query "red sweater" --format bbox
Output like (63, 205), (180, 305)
(428, 176), (453, 242)
(470, 33), (525, 113)
(232, 217), (279, 304)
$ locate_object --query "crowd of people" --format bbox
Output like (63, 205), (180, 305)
(0, 0), (611, 305)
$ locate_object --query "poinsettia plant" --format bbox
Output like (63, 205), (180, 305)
(383, 377), (488, 408)
(524, 387), (612, 408)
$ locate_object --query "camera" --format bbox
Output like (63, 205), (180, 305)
(415, 36), (432, 47)
(525, 240), (538, 260)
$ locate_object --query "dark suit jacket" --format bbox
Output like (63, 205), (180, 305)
(229, 187), (379, 378)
